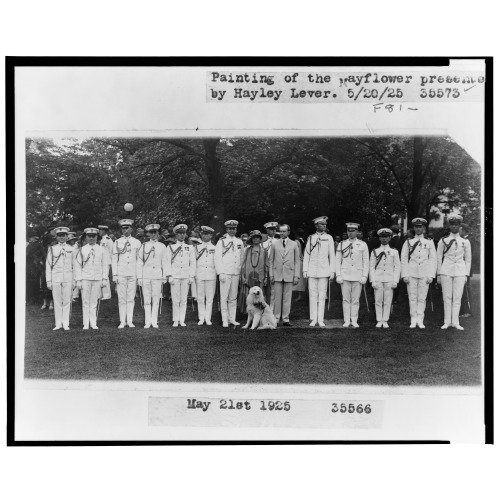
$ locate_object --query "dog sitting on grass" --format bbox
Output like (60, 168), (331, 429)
(242, 286), (277, 330)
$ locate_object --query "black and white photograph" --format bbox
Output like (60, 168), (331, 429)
(11, 61), (489, 443)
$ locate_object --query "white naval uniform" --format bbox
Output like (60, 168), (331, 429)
(335, 238), (369, 324)
(437, 234), (471, 327)
(100, 234), (114, 299)
(136, 240), (168, 327)
(214, 236), (244, 324)
(303, 232), (336, 324)
(74, 243), (109, 328)
(369, 245), (401, 323)
(46, 243), (74, 329)
(111, 235), (142, 325)
(194, 242), (217, 323)
(166, 241), (196, 324)
(400, 235), (437, 326)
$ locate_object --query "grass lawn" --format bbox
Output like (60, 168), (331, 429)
(24, 280), (482, 385)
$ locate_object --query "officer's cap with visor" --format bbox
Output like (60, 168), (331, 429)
(377, 228), (393, 237)
(84, 228), (99, 235)
(173, 224), (188, 233)
(118, 219), (134, 228)
(55, 227), (70, 235)
(201, 225), (215, 234)
(97, 225), (109, 231)
(411, 217), (427, 226)
(224, 220), (238, 228)
(345, 222), (359, 230)
(448, 215), (463, 224)
(145, 224), (160, 232)
(313, 217), (328, 225)
(264, 222), (279, 229)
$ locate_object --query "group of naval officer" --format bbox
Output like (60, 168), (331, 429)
(45, 213), (471, 332)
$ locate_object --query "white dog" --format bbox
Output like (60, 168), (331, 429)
(242, 286), (277, 330)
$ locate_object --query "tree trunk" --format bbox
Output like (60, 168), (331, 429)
(408, 137), (426, 220)
(203, 138), (225, 234)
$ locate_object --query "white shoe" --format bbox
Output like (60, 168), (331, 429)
(441, 324), (450, 330)
(118, 323), (125, 329)
(173, 322), (179, 327)
(53, 326), (62, 331)
(49, 305), (54, 310)
(152, 324), (159, 329)
(91, 325), (99, 330)
(206, 321), (212, 325)
(376, 322), (382, 328)
(83, 326), (89, 330)
(410, 323), (416, 329)
(144, 325), (150, 329)
(222, 322), (228, 327)
(351, 322), (359, 328)
(180, 322), (186, 327)
(63, 327), (70, 331)
(417, 323), (425, 329)
(128, 323), (135, 328)
(343, 322), (350, 328)
(41, 304), (48, 310)
(309, 320), (317, 327)
(318, 321), (326, 327)
(382, 322), (389, 329)
(229, 321), (240, 326)
(453, 324), (464, 330)
(198, 320), (204, 325)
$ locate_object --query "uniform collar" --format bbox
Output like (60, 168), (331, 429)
(380, 244), (389, 249)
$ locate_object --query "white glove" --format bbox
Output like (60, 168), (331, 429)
(336, 276), (343, 284)
(162, 279), (167, 285)
(437, 275), (441, 285)
(114, 276), (119, 285)
(372, 281), (380, 290)
(270, 276), (275, 284)
(47, 282), (52, 291)
(219, 273), (227, 282)
(426, 277), (433, 284)
(391, 282), (398, 289)
(360, 277), (367, 285)
(303, 271), (308, 279)
(101, 280), (107, 288)
(403, 277), (410, 284)
(168, 277), (174, 285)
(329, 272), (335, 281)
(138, 279), (143, 286)
(188, 278), (194, 285)
(76, 280), (82, 290)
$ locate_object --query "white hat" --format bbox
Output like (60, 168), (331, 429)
(313, 217), (328, 224)
(118, 219), (134, 227)
(200, 225), (215, 233)
(448, 215), (463, 224)
(54, 227), (70, 234)
(145, 223), (160, 232)
(264, 222), (279, 229)
(411, 217), (427, 226)
(173, 224), (188, 233)
(97, 225), (108, 230)
(377, 228), (393, 237)
(345, 222), (359, 229)
(224, 220), (238, 227)
(84, 227), (99, 235)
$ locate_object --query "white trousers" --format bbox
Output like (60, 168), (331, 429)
(220, 274), (240, 323)
(308, 277), (328, 322)
(52, 281), (72, 328)
(117, 276), (136, 325)
(441, 275), (466, 326)
(196, 279), (216, 322)
(171, 278), (189, 323)
(101, 267), (112, 300)
(274, 281), (293, 322)
(82, 280), (101, 328)
(374, 282), (393, 322)
(341, 280), (362, 323)
(142, 279), (163, 326)
(406, 277), (429, 324)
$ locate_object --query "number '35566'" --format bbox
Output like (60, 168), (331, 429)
(332, 403), (371, 414)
